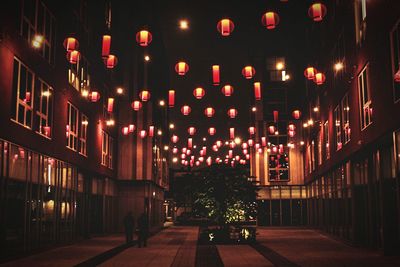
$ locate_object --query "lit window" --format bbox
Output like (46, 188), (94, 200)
(334, 105), (342, 150)
(390, 19), (400, 102)
(67, 102), (79, 151)
(268, 151), (289, 182)
(324, 121), (330, 159)
(79, 114), (88, 156)
(68, 56), (90, 93)
(341, 93), (351, 144)
(101, 131), (113, 169)
(12, 58), (34, 128)
(36, 79), (53, 138)
(358, 65), (372, 129)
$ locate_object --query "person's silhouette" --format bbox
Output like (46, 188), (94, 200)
(123, 211), (134, 244)
(137, 213), (149, 247)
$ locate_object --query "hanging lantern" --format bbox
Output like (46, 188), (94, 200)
(308, 2), (327, 22)
(304, 67), (317, 80)
(272, 146), (278, 153)
(243, 149), (248, 155)
(288, 130), (296, 137)
(195, 161), (200, 167)
(254, 82), (261, 100)
(229, 128), (235, 139)
(139, 90), (151, 102)
(248, 139), (254, 147)
(171, 135), (179, 143)
(207, 157), (212, 166)
(217, 18), (234, 36)
(288, 123), (296, 131)
(273, 110), (279, 122)
(129, 124), (135, 133)
(242, 143), (248, 149)
(216, 140), (223, 148)
(140, 130), (147, 138)
(255, 143), (260, 150)
(131, 100), (142, 111)
(268, 125), (276, 134)
(228, 150), (233, 159)
(204, 107), (215, 118)
(136, 30), (152, 46)
(182, 148), (187, 154)
(292, 110), (301, 119)
(101, 35), (111, 58)
(175, 61), (189, 76)
(242, 66), (255, 79)
(148, 126), (154, 137)
(248, 126), (256, 135)
(66, 50), (80, 64)
(181, 105), (191, 115)
(193, 87), (205, 99)
(261, 137), (267, 147)
(212, 65), (220, 85)
(107, 98), (114, 112)
(229, 141), (236, 149)
(188, 127), (196, 136)
(173, 147), (178, 154)
(246, 154), (250, 160)
(221, 85), (234, 96)
(168, 90), (175, 107)
(89, 91), (100, 102)
(63, 37), (79, 51)
(122, 126), (129, 136)
(213, 145), (218, 152)
(314, 72), (326, 85)
(261, 12), (280, 30)
(208, 127), (216, 136)
(188, 138), (193, 148)
(227, 108), (238, 118)
(104, 54), (118, 69)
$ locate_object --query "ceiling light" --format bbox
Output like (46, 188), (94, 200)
(159, 100), (165, 106)
(116, 87), (124, 95)
(169, 123), (175, 129)
(276, 62), (284, 70)
(179, 20), (189, 30)
(144, 55), (150, 62)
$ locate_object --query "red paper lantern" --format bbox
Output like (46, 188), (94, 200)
(122, 127), (129, 135)
(254, 82), (261, 100)
(242, 143), (248, 149)
(212, 65), (220, 85)
(261, 12), (280, 30)
(261, 137), (267, 147)
(136, 30), (152, 46)
(208, 127), (216, 136)
(140, 130), (147, 138)
(42, 126), (51, 137)
(308, 3), (327, 22)
(288, 123), (296, 131)
(139, 90), (151, 102)
(63, 37), (79, 51)
(101, 35), (111, 58)
(129, 124), (135, 132)
(268, 125), (276, 134)
(175, 61), (189, 76)
(304, 67), (317, 80)
(288, 130), (296, 137)
(89, 91), (100, 102)
(187, 138), (193, 148)
(248, 127), (256, 135)
(216, 140), (222, 148)
(104, 54), (118, 69)
(171, 135), (179, 143)
(229, 128), (235, 139)
(188, 127), (196, 136)
(66, 50), (80, 64)
(292, 110), (301, 119)
(213, 145), (218, 152)
(221, 85), (234, 96)
(181, 105), (191, 115)
(314, 72), (326, 85)
(193, 87), (205, 99)
(217, 19), (234, 36)
(273, 110), (279, 122)
(242, 66), (255, 79)
(148, 126), (154, 137)
(131, 100), (142, 111)
(204, 107), (215, 118)
(107, 98), (114, 112)
(168, 90), (175, 107)
(227, 108), (238, 118)
(248, 139), (254, 147)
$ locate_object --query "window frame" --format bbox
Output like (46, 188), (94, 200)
(79, 113), (88, 156)
(390, 18), (400, 103)
(334, 105), (342, 151)
(341, 93), (351, 144)
(358, 64), (373, 130)
(67, 102), (79, 151)
(324, 120), (330, 159)
(36, 78), (53, 139)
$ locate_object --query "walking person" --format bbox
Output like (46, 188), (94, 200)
(137, 212), (149, 247)
(123, 211), (135, 245)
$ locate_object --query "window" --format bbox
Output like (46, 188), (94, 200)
(67, 103), (79, 151)
(12, 58), (34, 128)
(355, 0), (367, 45)
(390, 19), (400, 102)
(324, 121), (330, 159)
(36, 79), (53, 138)
(21, 0), (56, 64)
(341, 93), (351, 144)
(358, 65), (372, 129)
(266, 57), (287, 82)
(334, 105), (342, 150)
(68, 56), (90, 93)
(79, 114), (88, 156)
(268, 152), (289, 182)
(101, 131), (113, 169)
(318, 125), (323, 165)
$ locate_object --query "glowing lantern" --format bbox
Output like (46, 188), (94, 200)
(314, 72), (326, 85)
(255, 143), (260, 150)
(217, 19), (234, 36)
(273, 110), (279, 122)
(148, 126), (154, 137)
(304, 67), (317, 80)
(229, 128), (235, 139)
(288, 130), (296, 137)
(131, 100), (142, 111)
(213, 145), (218, 152)
(175, 61), (189, 76)
(261, 12), (280, 30)
(221, 85), (234, 96)
(67, 50), (80, 64)
(207, 157), (212, 166)
(242, 66), (255, 79)
(216, 140), (222, 148)
(171, 135), (179, 143)
(288, 123), (296, 131)
(394, 70), (400, 82)
(42, 126), (51, 137)
(107, 98), (114, 112)
(227, 108), (238, 118)
(129, 124), (135, 132)
(182, 148), (187, 154)
(242, 143), (248, 149)
(139, 90), (151, 102)
(204, 107), (215, 118)
(63, 37), (79, 51)
(139, 130), (147, 138)
(246, 154), (250, 160)
(104, 54), (118, 69)
(195, 161), (200, 166)
(188, 127), (196, 136)
(188, 138), (193, 148)
(181, 105), (191, 115)
(254, 82), (262, 100)
(193, 87), (205, 99)
(248, 139), (254, 147)
(101, 35), (111, 58)
(168, 90), (175, 107)
(268, 125), (276, 134)
(173, 147), (178, 154)
(122, 127), (129, 135)
(228, 150), (233, 158)
(261, 137), (267, 147)
(208, 127), (216, 136)
(89, 91), (100, 102)
(24, 92), (31, 103)
(308, 3), (327, 22)
(272, 146), (278, 153)
(212, 65), (220, 85)
(243, 149), (248, 155)
(292, 110), (301, 119)
(136, 30), (152, 46)
(248, 126), (256, 135)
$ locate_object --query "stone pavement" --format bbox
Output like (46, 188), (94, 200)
(2, 227), (400, 267)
